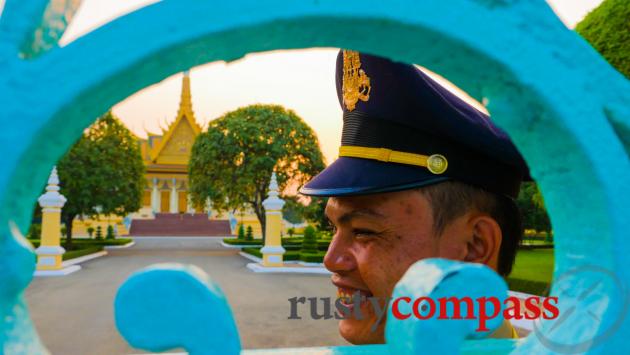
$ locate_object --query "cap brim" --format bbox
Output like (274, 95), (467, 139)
(299, 157), (449, 197)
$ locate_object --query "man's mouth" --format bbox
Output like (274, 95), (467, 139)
(336, 286), (373, 307)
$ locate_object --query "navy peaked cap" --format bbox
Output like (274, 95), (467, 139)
(300, 50), (529, 198)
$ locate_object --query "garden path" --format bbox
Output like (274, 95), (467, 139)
(25, 237), (346, 355)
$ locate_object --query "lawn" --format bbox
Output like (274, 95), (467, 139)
(507, 248), (554, 295)
(510, 248), (554, 283)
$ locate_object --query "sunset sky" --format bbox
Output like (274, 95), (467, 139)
(3, 0), (603, 164)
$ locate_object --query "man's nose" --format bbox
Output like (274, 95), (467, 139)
(323, 232), (356, 273)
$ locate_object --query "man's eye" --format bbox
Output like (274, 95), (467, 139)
(353, 229), (378, 237)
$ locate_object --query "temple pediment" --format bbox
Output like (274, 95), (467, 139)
(146, 71), (202, 166)
(153, 115), (197, 165)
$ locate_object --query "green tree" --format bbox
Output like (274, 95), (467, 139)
(301, 197), (331, 232)
(95, 226), (103, 240)
(282, 196), (306, 224)
(281, 195), (330, 232)
(576, 0), (630, 79)
(57, 111), (145, 248)
(301, 226), (318, 253)
(516, 182), (551, 235)
(189, 104), (325, 241)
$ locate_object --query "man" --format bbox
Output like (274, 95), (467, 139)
(299, 50), (528, 344)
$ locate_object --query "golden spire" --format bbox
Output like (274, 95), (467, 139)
(177, 70), (196, 122)
(148, 71), (202, 162)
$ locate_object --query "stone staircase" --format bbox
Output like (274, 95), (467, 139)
(129, 213), (232, 236)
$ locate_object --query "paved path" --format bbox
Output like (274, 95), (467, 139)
(25, 238), (347, 355)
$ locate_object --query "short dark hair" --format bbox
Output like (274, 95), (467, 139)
(418, 181), (523, 276)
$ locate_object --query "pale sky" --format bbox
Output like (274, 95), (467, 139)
(1, 0), (604, 164)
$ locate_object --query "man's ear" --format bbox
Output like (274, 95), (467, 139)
(464, 215), (502, 268)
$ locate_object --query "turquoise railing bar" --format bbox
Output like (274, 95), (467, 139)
(115, 264), (241, 354)
(1, 0), (629, 353)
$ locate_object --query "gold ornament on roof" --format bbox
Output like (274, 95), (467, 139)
(342, 50), (371, 111)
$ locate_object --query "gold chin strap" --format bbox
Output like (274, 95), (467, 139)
(339, 146), (448, 174)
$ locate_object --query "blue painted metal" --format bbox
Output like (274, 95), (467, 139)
(1, 0), (629, 353)
(115, 260), (517, 354)
(114, 264), (241, 355)
(386, 259), (509, 354)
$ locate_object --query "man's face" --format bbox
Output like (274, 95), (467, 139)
(324, 189), (473, 344)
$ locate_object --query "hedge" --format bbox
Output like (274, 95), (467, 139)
(79, 238), (132, 246)
(241, 247), (262, 258)
(28, 238), (132, 247)
(281, 237), (303, 246)
(298, 251), (326, 263)
(281, 237), (330, 249)
(27, 238), (131, 261)
(233, 237), (331, 250)
(283, 245), (301, 251)
(223, 238), (262, 246)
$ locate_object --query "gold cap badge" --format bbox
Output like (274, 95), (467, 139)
(342, 50), (371, 111)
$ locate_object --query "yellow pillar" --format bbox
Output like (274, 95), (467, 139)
(261, 172), (285, 267)
(35, 167), (67, 271)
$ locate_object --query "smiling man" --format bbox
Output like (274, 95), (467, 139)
(299, 50), (528, 343)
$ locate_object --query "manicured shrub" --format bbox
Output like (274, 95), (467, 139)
(301, 226), (318, 253)
(106, 225), (115, 239)
(287, 227), (295, 237)
(95, 226), (103, 240)
(237, 224), (245, 239)
(245, 226), (254, 240)
(87, 227), (95, 238)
